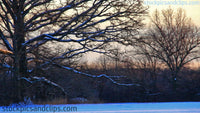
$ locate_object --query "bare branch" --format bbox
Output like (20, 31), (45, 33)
(54, 63), (140, 86)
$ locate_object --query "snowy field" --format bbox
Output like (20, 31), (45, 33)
(1, 102), (200, 113)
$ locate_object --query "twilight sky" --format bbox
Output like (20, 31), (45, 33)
(144, 0), (200, 26)
(84, 0), (200, 63)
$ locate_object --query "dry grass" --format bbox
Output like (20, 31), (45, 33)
(33, 98), (68, 105)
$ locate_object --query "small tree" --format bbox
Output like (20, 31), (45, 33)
(140, 8), (200, 90)
(132, 43), (163, 93)
(104, 44), (125, 70)
(98, 55), (110, 71)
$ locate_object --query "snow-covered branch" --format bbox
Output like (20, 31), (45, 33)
(0, 62), (11, 69)
(54, 63), (140, 86)
(22, 0), (146, 49)
(20, 76), (66, 95)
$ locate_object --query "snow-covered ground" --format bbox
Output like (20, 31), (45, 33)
(1, 102), (200, 113)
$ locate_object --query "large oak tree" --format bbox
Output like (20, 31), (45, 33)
(0, 0), (147, 103)
(138, 8), (200, 91)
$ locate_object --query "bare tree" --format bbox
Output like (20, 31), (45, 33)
(139, 8), (200, 90)
(98, 55), (110, 72)
(132, 44), (162, 94)
(0, 0), (147, 102)
(104, 43), (125, 70)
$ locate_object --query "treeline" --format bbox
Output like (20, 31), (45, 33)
(1, 62), (200, 105)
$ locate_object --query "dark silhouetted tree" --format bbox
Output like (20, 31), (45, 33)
(139, 8), (200, 91)
(0, 0), (147, 103)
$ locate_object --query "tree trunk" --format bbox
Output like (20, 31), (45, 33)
(171, 70), (178, 99)
(12, 3), (27, 102)
(172, 73), (177, 91)
(12, 29), (27, 103)
(13, 30), (27, 77)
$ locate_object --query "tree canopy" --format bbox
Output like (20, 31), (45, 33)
(0, 0), (147, 103)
